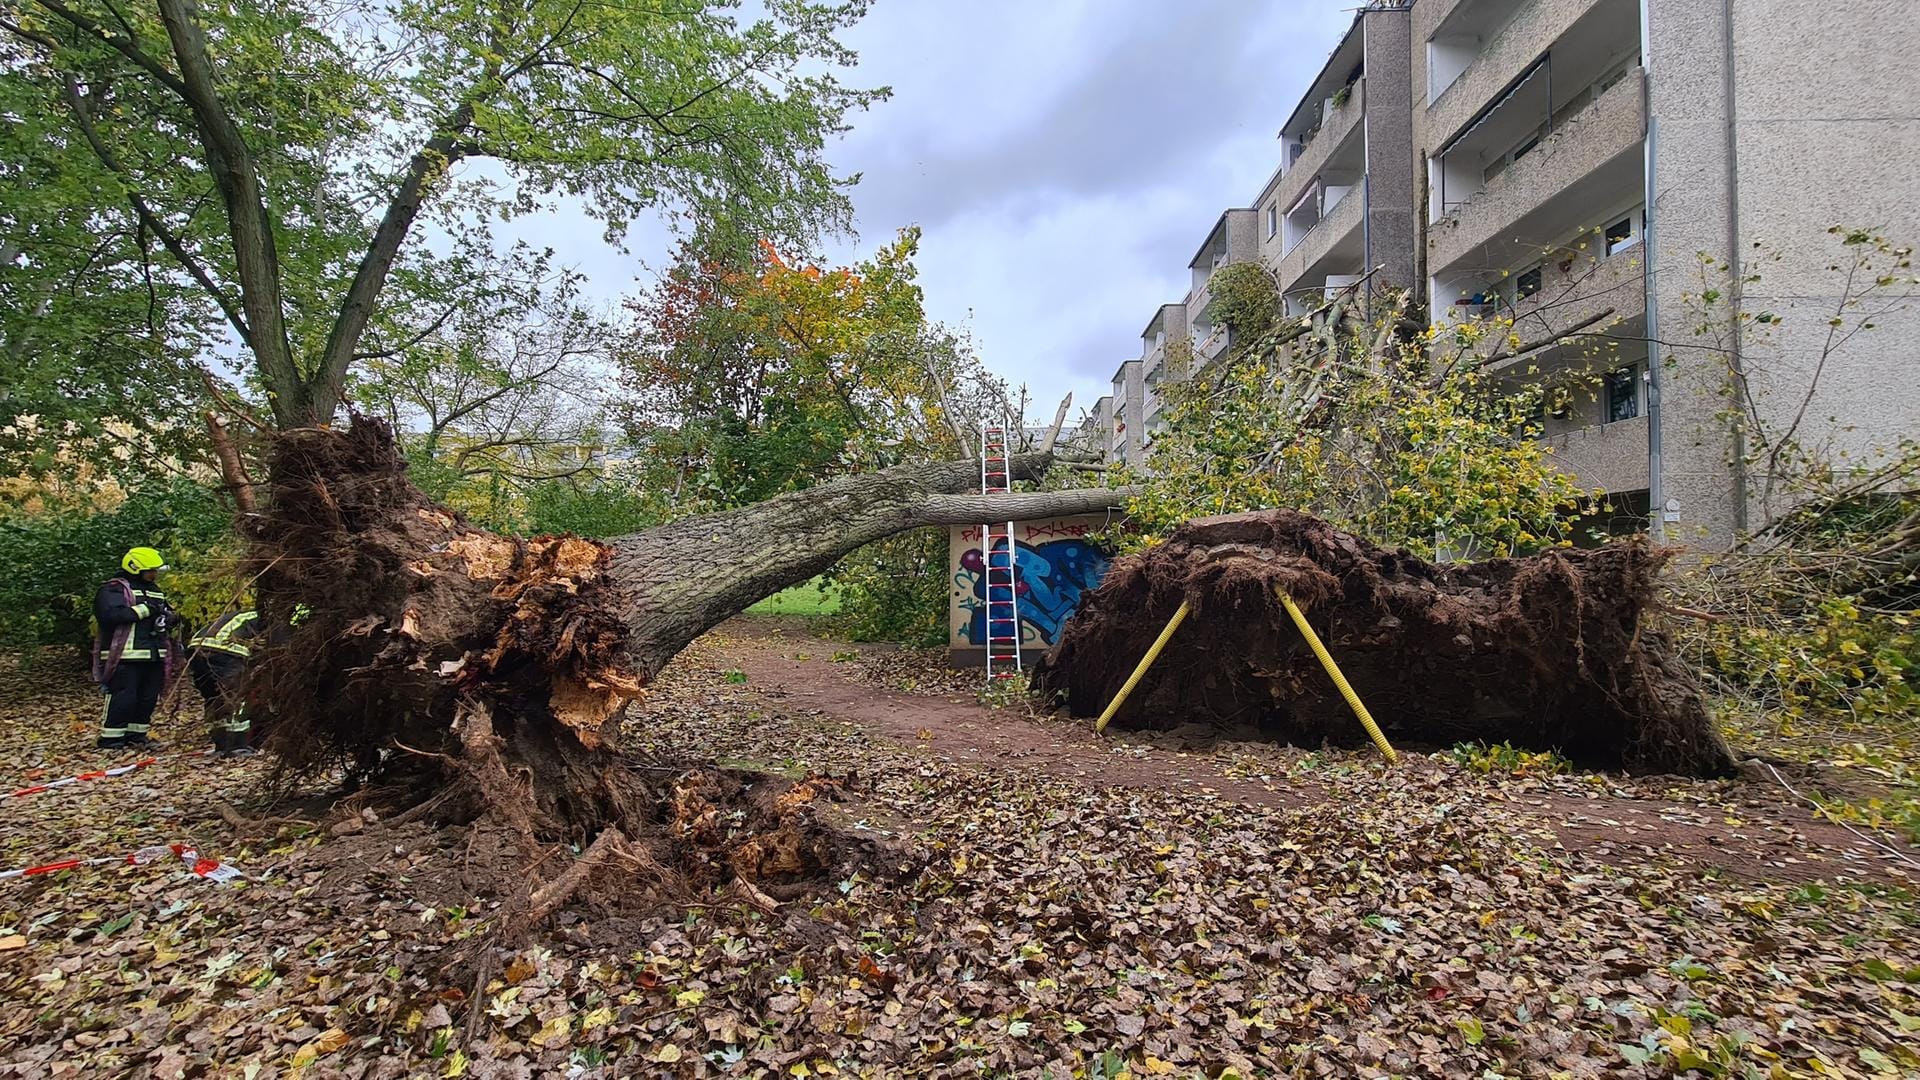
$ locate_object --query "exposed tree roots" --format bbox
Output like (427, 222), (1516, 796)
(242, 418), (900, 920)
(1032, 510), (1736, 776)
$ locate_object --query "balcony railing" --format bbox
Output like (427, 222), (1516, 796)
(1426, 0), (1614, 148)
(1274, 84), (1364, 221)
(1429, 71), (1645, 275)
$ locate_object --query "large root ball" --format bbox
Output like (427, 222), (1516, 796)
(1031, 510), (1734, 776)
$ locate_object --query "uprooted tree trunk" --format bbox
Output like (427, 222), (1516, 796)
(245, 418), (1129, 900)
(1031, 510), (1736, 777)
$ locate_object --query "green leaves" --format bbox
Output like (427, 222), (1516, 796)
(4, 0), (882, 429)
(1124, 297), (1585, 558)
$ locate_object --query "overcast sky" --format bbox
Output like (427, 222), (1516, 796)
(822, 0), (1355, 421)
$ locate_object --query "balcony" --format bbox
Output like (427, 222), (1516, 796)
(1142, 342), (1168, 385)
(1426, 0), (1629, 147)
(1272, 86), (1364, 228)
(1486, 249), (1646, 370)
(1275, 180), (1365, 298)
(1429, 70), (1645, 278)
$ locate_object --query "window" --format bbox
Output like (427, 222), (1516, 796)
(1483, 126), (1544, 183)
(1514, 265), (1542, 301)
(1604, 210), (1641, 256)
(1266, 203), (1278, 238)
(1606, 366), (1642, 423)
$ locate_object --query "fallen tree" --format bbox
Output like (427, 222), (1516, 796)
(1031, 510), (1736, 777)
(245, 418), (1128, 899)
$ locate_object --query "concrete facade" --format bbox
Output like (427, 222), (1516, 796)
(1090, 0), (1918, 550)
(1256, 5), (1417, 317)
(1082, 395), (1113, 461)
(1183, 209), (1261, 374)
(1139, 303), (1189, 435)
(1412, 0), (1920, 547)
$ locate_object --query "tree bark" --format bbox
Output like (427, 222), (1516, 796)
(611, 451), (1127, 677)
(154, 0), (304, 425)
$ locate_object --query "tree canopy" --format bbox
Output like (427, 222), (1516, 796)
(621, 225), (1010, 508)
(0, 0), (883, 436)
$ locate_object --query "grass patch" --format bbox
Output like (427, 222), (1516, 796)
(746, 578), (841, 617)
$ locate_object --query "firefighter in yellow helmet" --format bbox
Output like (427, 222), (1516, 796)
(93, 547), (180, 749)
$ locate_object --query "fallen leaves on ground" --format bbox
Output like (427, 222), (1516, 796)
(0, 635), (1915, 1078)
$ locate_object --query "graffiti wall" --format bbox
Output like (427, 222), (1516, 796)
(948, 514), (1116, 666)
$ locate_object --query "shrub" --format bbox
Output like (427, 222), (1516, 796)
(521, 479), (675, 539)
(0, 478), (239, 650)
(828, 529), (949, 647)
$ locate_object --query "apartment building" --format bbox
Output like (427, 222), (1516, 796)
(1181, 210), (1260, 381)
(1139, 303), (1189, 438)
(1257, 4), (1417, 317)
(1083, 395), (1113, 461)
(1093, 0), (1915, 545)
(1415, 0), (1920, 546)
(1119, 5), (1417, 461)
(1109, 359), (1145, 467)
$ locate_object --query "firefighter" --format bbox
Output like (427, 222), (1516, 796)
(93, 547), (179, 749)
(188, 609), (260, 757)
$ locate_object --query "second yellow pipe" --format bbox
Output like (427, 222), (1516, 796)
(1276, 587), (1399, 763)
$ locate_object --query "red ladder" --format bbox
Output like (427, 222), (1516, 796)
(980, 420), (1022, 679)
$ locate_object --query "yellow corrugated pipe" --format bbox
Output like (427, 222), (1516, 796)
(1094, 601), (1190, 733)
(1276, 587), (1399, 763)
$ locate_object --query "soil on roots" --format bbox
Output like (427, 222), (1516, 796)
(239, 417), (899, 907)
(1031, 510), (1735, 777)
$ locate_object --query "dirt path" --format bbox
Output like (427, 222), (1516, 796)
(714, 619), (1315, 810)
(713, 617), (1915, 886)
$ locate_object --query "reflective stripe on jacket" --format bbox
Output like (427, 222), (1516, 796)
(94, 574), (168, 663)
(190, 610), (259, 657)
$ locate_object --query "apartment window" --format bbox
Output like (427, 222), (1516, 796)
(1266, 203), (1278, 239)
(1604, 210), (1642, 256)
(1514, 265), (1542, 301)
(1483, 126), (1543, 183)
(1606, 366), (1643, 423)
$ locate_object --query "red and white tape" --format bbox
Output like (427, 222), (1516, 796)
(3, 748), (226, 802)
(0, 842), (245, 884)
(4, 757), (160, 801)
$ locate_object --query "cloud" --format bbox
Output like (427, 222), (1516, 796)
(482, 2), (1361, 426)
(825, 0), (1357, 416)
